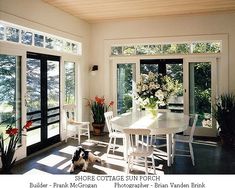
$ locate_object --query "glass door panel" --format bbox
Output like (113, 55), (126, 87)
(47, 60), (60, 138)
(189, 62), (212, 126)
(140, 59), (183, 111)
(26, 53), (60, 155)
(26, 58), (41, 145)
(0, 54), (21, 144)
(117, 64), (136, 114)
(186, 59), (217, 137)
(64, 62), (75, 104)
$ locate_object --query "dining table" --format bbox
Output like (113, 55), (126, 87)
(110, 110), (189, 166)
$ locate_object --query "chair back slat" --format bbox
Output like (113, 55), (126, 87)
(63, 104), (76, 121)
(104, 111), (114, 133)
(123, 128), (151, 152)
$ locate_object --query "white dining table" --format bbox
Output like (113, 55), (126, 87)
(110, 110), (189, 166)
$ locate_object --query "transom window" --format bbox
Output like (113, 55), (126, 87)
(111, 41), (221, 56)
(0, 21), (82, 56)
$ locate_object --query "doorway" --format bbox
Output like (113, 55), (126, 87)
(184, 58), (217, 137)
(26, 52), (60, 155)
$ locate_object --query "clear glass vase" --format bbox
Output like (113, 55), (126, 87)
(146, 106), (158, 118)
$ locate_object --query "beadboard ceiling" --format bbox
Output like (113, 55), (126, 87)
(42, 0), (235, 23)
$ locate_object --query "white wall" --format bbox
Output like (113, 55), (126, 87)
(0, 0), (91, 163)
(90, 12), (235, 99)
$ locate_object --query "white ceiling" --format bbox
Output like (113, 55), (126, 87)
(42, 0), (235, 23)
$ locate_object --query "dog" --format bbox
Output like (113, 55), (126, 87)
(69, 146), (101, 173)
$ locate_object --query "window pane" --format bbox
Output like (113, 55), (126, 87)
(123, 46), (135, 55)
(117, 64), (135, 114)
(54, 38), (63, 51)
(48, 123), (59, 138)
(6, 27), (19, 42)
(21, 30), (33, 45)
(136, 45), (149, 55)
(163, 44), (177, 54)
(27, 128), (41, 146)
(206, 42), (221, 53)
(72, 43), (78, 54)
(34, 34), (44, 47)
(47, 60), (60, 108)
(27, 59), (41, 112)
(45, 36), (54, 49)
(176, 43), (190, 54)
(189, 62), (212, 128)
(65, 62), (75, 104)
(0, 24), (4, 40)
(140, 64), (158, 74)
(148, 45), (161, 55)
(0, 54), (21, 142)
(64, 41), (71, 53)
(111, 46), (122, 56)
(192, 42), (207, 53)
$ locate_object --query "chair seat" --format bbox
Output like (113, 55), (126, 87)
(109, 132), (125, 138)
(63, 104), (90, 144)
(129, 146), (154, 157)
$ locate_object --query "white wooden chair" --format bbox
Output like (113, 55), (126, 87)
(104, 111), (125, 158)
(63, 104), (90, 144)
(123, 128), (156, 175)
(172, 114), (198, 166)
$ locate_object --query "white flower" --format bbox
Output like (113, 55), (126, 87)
(142, 84), (148, 91)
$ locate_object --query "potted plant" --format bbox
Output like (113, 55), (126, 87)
(213, 93), (235, 148)
(86, 96), (114, 135)
(0, 117), (32, 173)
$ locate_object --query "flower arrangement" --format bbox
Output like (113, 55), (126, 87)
(0, 116), (33, 173)
(86, 96), (114, 124)
(136, 71), (179, 109)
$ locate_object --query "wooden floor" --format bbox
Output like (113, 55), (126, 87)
(10, 133), (235, 175)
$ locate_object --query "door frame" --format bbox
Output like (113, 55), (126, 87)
(183, 56), (218, 137)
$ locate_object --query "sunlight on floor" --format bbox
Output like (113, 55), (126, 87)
(92, 164), (126, 175)
(59, 145), (77, 155)
(24, 168), (52, 175)
(57, 160), (71, 170)
(82, 140), (96, 146)
(100, 153), (126, 166)
(37, 154), (66, 167)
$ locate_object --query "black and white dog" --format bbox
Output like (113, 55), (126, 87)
(69, 146), (101, 173)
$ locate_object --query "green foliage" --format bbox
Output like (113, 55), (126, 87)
(213, 93), (235, 145)
(195, 88), (211, 114)
(120, 94), (132, 114)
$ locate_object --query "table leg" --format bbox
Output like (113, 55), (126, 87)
(123, 136), (128, 161)
(166, 134), (172, 167)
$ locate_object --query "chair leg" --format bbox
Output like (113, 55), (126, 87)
(87, 123), (90, 140)
(77, 127), (81, 145)
(189, 142), (195, 166)
(152, 155), (156, 174)
(172, 138), (175, 164)
(113, 137), (117, 153)
(107, 137), (113, 157)
(126, 156), (131, 174)
(145, 157), (148, 175)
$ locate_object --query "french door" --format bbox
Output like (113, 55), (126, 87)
(113, 60), (137, 115)
(26, 52), (60, 155)
(184, 57), (217, 137)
